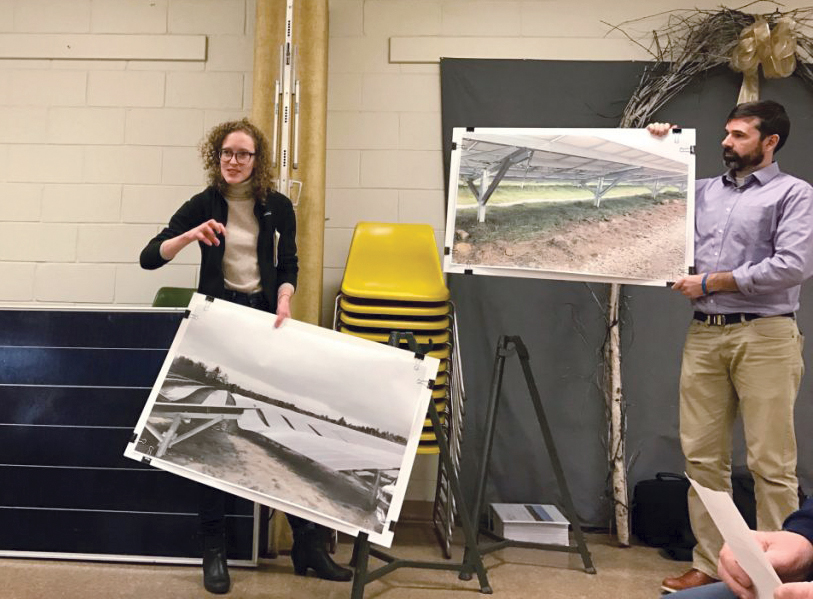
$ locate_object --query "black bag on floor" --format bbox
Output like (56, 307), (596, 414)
(632, 469), (760, 561)
(632, 472), (695, 560)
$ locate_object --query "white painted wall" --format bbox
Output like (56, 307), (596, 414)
(0, 0), (803, 502)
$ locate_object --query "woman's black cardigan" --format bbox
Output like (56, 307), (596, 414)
(140, 186), (298, 311)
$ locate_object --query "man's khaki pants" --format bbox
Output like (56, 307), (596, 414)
(680, 316), (804, 577)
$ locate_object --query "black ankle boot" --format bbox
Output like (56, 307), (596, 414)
(202, 534), (230, 594)
(291, 528), (352, 582)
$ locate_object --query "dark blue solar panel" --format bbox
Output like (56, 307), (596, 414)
(0, 509), (254, 560)
(0, 347), (166, 387)
(0, 386), (148, 427)
(0, 310), (183, 348)
(0, 309), (256, 560)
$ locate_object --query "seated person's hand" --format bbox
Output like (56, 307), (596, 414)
(776, 582), (813, 599)
(646, 122), (675, 137)
(718, 531), (813, 599)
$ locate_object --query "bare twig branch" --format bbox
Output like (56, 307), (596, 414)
(613, 5), (813, 128)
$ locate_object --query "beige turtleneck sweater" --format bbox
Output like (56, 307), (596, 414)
(222, 179), (262, 294)
(222, 180), (295, 301)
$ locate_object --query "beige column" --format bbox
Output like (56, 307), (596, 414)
(289, 0), (328, 325)
(251, 0), (327, 326)
(250, 0), (283, 139)
(250, 0), (329, 553)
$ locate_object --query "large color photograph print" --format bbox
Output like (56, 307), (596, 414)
(125, 294), (439, 547)
(444, 127), (696, 285)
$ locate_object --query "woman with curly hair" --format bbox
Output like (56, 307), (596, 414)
(140, 119), (352, 594)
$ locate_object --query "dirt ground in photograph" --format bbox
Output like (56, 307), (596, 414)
(454, 197), (688, 281)
(140, 420), (384, 532)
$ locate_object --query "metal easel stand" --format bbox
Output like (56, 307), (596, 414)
(460, 335), (596, 578)
(348, 332), (492, 598)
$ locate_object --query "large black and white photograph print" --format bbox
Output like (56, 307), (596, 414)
(444, 127), (696, 284)
(126, 294), (438, 547)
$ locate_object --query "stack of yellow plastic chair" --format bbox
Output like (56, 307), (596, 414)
(334, 222), (465, 557)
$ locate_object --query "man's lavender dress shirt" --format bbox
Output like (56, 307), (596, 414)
(692, 162), (813, 315)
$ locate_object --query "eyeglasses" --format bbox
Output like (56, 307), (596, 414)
(219, 149), (255, 164)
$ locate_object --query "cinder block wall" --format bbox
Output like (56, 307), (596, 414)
(0, 0), (254, 304)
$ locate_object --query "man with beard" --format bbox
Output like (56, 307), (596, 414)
(649, 100), (813, 594)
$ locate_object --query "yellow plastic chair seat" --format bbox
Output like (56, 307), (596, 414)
(340, 296), (450, 317)
(339, 312), (450, 331)
(432, 399), (448, 412)
(152, 286), (196, 308)
(421, 428), (447, 442)
(341, 223), (449, 302)
(424, 414), (446, 427)
(337, 326), (452, 361)
(338, 326), (450, 346)
(426, 347), (452, 360)
(435, 359), (449, 373)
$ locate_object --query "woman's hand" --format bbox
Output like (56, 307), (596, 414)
(275, 293), (291, 328)
(159, 219), (226, 261)
(185, 219), (226, 247)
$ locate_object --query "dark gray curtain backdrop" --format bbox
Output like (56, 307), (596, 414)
(440, 59), (813, 529)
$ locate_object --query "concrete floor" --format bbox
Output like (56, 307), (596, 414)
(2, 526), (688, 599)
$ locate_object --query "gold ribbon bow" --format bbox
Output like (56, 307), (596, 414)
(730, 16), (797, 104)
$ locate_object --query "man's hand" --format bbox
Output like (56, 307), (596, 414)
(718, 531), (813, 599)
(672, 274), (705, 298)
(647, 122), (676, 137)
(673, 272), (739, 298)
(274, 294), (291, 328)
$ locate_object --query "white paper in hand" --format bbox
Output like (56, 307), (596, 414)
(688, 477), (782, 599)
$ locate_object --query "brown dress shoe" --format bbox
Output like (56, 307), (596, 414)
(661, 569), (717, 593)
